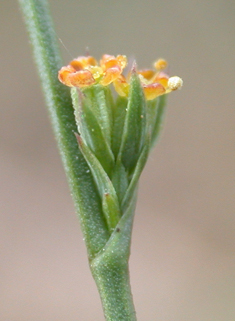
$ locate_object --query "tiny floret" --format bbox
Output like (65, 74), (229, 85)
(58, 54), (182, 100)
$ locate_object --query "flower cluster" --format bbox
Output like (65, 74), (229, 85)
(58, 54), (127, 87)
(58, 54), (182, 100)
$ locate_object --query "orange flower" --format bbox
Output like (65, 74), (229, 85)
(114, 58), (183, 100)
(58, 55), (182, 101)
(58, 54), (127, 88)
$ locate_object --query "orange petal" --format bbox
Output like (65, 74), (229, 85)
(143, 82), (166, 100)
(99, 66), (121, 86)
(138, 69), (155, 81)
(152, 72), (169, 88)
(102, 58), (118, 70)
(70, 56), (97, 70)
(70, 59), (85, 71)
(85, 56), (97, 66)
(100, 55), (116, 69)
(101, 54), (115, 62)
(100, 55), (127, 72)
(58, 65), (76, 87)
(68, 70), (95, 87)
(113, 75), (129, 97)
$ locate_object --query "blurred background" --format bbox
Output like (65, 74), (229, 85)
(1, 0), (235, 320)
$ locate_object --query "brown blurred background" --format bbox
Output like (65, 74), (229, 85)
(1, 0), (235, 320)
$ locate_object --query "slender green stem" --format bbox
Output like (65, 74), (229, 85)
(91, 259), (136, 321)
(90, 199), (137, 321)
(18, 0), (110, 258)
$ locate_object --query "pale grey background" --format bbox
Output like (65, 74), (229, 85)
(1, 0), (235, 320)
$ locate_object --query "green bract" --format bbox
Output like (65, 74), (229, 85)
(71, 70), (167, 237)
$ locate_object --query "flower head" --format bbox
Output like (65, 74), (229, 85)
(114, 58), (183, 100)
(58, 54), (182, 100)
(58, 54), (127, 88)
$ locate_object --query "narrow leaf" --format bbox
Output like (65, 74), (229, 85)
(71, 87), (82, 133)
(121, 135), (150, 212)
(111, 159), (129, 204)
(76, 134), (121, 232)
(72, 87), (115, 177)
(150, 94), (167, 148)
(111, 96), (128, 159)
(83, 85), (113, 146)
(118, 70), (147, 172)
(146, 97), (158, 137)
